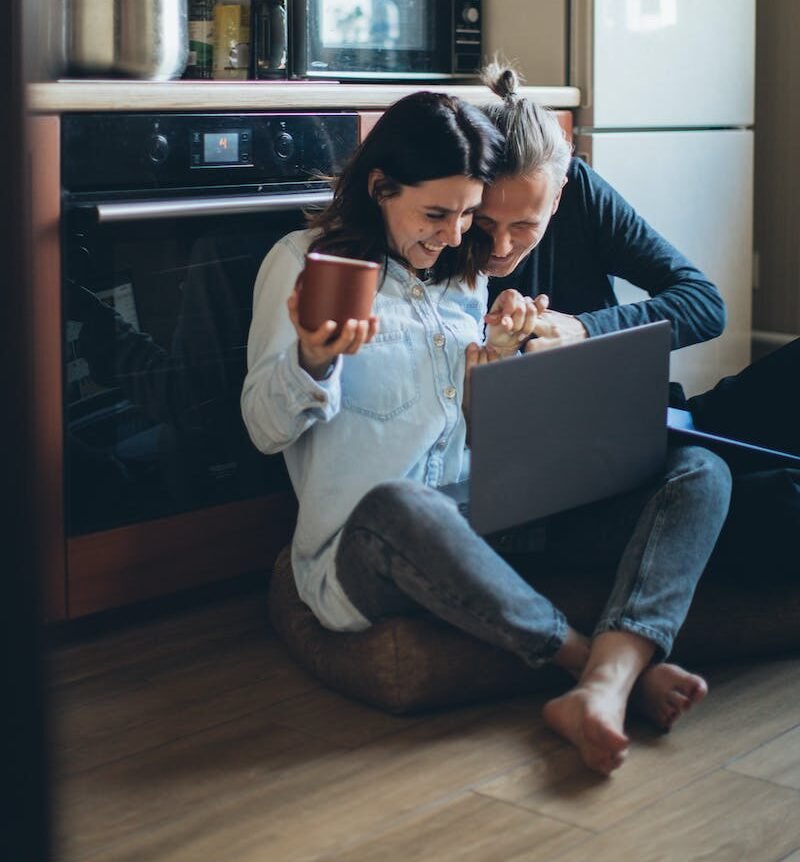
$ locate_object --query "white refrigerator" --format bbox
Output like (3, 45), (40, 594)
(569, 0), (756, 396)
(569, 0), (756, 394)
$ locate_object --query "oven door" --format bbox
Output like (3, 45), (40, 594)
(63, 190), (326, 541)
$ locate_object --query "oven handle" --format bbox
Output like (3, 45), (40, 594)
(94, 189), (334, 222)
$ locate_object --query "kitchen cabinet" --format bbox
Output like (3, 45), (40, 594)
(30, 112), (301, 621)
(29, 115), (66, 621)
(27, 82), (580, 113)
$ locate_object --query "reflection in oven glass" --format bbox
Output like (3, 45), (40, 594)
(64, 224), (294, 535)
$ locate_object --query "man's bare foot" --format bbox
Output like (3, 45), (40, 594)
(633, 664), (708, 731)
(542, 684), (630, 775)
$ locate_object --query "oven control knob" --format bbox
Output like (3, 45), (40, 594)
(274, 131), (295, 160)
(147, 133), (169, 165)
(462, 5), (479, 23)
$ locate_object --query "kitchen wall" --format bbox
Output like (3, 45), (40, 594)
(753, 0), (800, 347)
(484, 0), (567, 85)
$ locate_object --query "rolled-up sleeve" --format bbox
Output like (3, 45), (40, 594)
(241, 235), (342, 454)
(571, 160), (726, 350)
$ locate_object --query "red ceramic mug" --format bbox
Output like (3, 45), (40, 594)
(296, 252), (380, 335)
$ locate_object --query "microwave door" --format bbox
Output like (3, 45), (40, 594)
(295, 0), (450, 80)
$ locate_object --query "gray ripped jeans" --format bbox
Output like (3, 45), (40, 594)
(335, 445), (731, 667)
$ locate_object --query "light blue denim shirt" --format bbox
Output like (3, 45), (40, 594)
(242, 229), (487, 631)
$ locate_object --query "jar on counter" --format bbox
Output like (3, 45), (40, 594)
(252, 0), (287, 80)
(213, 0), (250, 80)
(184, 0), (214, 79)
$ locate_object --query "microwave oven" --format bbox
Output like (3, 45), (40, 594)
(254, 0), (482, 82)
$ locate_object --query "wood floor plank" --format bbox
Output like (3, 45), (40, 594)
(475, 660), (800, 831)
(56, 702), (556, 862)
(257, 686), (424, 749)
(50, 593), (800, 862)
(49, 593), (265, 687)
(727, 725), (800, 790)
(53, 674), (317, 777)
(323, 791), (592, 862)
(55, 711), (351, 862)
(550, 770), (800, 862)
(52, 632), (318, 775)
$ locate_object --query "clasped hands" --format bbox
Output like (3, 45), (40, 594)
(464, 290), (589, 401)
(475, 289), (588, 361)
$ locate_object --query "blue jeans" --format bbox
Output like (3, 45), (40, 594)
(335, 445), (731, 667)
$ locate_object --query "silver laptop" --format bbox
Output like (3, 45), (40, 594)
(441, 320), (672, 535)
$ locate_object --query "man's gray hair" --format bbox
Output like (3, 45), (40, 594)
(480, 61), (573, 188)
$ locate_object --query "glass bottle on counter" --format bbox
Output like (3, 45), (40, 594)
(213, 0), (251, 80)
(252, 0), (288, 79)
(184, 0), (214, 79)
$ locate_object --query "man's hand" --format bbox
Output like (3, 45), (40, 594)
(526, 305), (589, 353)
(484, 289), (546, 357)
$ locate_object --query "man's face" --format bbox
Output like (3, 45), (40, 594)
(475, 171), (564, 278)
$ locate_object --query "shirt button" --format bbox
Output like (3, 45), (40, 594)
(443, 386), (457, 399)
(433, 333), (446, 348)
(411, 286), (423, 299)
(437, 438), (447, 450)
(312, 392), (326, 403)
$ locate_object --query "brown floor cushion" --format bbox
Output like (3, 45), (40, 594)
(267, 546), (800, 714)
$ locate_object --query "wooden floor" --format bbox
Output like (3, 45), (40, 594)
(49, 587), (800, 862)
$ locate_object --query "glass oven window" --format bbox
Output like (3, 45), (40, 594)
(64, 209), (301, 536)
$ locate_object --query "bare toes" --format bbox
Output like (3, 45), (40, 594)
(667, 690), (691, 711)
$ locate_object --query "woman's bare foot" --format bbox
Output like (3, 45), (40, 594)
(633, 664), (708, 731)
(544, 631), (657, 774)
(542, 684), (631, 775)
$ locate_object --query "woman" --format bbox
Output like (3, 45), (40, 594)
(242, 91), (732, 775)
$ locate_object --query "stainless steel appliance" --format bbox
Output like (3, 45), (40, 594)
(60, 111), (358, 615)
(286, 0), (482, 81)
(65, 0), (189, 80)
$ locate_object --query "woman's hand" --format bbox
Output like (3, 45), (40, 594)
(463, 341), (501, 423)
(287, 285), (379, 380)
(484, 289), (547, 356)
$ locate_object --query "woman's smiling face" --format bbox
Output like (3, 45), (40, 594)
(371, 171), (485, 271)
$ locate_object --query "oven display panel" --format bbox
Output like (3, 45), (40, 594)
(191, 129), (252, 166)
(205, 132), (239, 163)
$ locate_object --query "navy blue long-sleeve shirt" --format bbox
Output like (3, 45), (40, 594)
(487, 158), (726, 350)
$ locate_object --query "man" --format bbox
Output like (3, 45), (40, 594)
(477, 62), (799, 576)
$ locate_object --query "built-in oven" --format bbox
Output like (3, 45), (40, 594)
(59, 110), (359, 616)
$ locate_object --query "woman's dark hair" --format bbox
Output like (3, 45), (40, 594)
(308, 91), (503, 287)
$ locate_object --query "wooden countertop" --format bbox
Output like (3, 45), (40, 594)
(27, 80), (581, 113)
